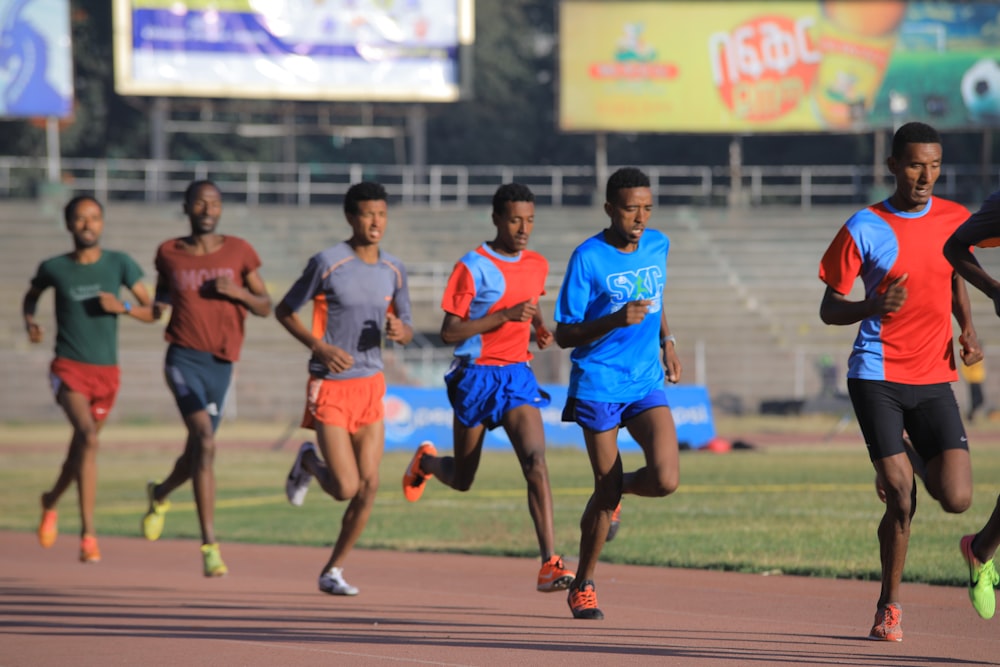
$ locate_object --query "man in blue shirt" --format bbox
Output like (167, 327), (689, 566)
(554, 167), (682, 620)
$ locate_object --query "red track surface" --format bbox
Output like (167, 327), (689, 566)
(3, 530), (999, 666)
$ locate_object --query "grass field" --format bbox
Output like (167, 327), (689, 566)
(3, 415), (1000, 587)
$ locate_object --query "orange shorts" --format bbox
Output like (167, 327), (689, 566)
(301, 373), (385, 434)
(49, 357), (121, 422)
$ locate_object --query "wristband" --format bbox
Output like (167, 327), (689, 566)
(122, 301), (132, 314)
(661, 334), (676, 348)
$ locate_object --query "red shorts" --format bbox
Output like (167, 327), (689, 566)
(49, 357), (121, 422)
(301, 373), (385, 434)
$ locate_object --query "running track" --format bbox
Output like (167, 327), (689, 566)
(2, 530), (998, 666)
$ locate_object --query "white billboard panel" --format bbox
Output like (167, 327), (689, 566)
(113, 0), (473, 102)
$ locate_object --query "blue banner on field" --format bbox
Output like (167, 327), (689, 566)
(383, 384), (715, 451)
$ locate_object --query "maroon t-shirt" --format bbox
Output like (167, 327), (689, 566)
(155, 236), (262, 362)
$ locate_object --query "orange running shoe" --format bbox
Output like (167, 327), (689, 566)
(568, 580), (604, 620)
(868, 603), (902, 642)
(402, 441), (437, 502)
(79, 535), (101, 564)
(537, 555), (575, 592)
(38, 506), (58, 548)
(606, 502), (622, 542)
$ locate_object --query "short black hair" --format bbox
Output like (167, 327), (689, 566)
(63, 195), (102, 224)
(344, 181), (388, 215)
(606, 167), (651, 203)
(184, 180), (220, 206)
(891, 122), (941, 158)
(492, 183), (534, 216)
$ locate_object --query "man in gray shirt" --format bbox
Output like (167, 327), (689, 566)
(277, 181), (414, 596)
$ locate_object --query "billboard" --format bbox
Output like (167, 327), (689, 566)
(0, 0), (73, 118)
(113, 0), (474, 102)
(559, 1), (1000, 133)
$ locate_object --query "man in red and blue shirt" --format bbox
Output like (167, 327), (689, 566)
(819, 121), (982, 642)
(402, 183), (575, 595)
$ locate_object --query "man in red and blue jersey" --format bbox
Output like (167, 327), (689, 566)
(402, 183), (575, 595)
(819, 121), (982, 642)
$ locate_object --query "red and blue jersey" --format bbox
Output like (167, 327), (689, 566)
(441, 243), (548, 366)
(819, 197), (971, 384)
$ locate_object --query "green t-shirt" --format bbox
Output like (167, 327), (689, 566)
(30, 250), (144, 366)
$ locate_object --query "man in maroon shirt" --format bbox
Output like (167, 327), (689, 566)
(141, 180), (272, 577)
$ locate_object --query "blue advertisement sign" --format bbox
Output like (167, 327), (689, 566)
(383, 384), (716, 451)
(0, 0), (73, 118)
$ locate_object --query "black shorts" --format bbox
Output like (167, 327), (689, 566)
(164, 344), (233, 432)
(847, 378), (968, 463)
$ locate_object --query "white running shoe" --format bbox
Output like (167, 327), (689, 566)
(286, 442), (317, 506)
(318, 567), (359, 596)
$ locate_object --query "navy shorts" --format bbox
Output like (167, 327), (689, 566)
(445, 361), (550, 430)
(847, 378), (968, 462)
(164, 344), (233, 432)
(562, 387), (669, 433)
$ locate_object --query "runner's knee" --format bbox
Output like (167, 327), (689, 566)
(937, 488), (972, 514)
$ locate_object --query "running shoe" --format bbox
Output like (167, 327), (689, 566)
(319, 567), (359, 596)
(568, 580), (604, 620)
(79, 535), (101, 563)
(201, 543), (228, 577)
(402, 441), (437, 502)
(141, 481), (171, 541)
(38, 503), (57, 548)
(606, 502), (622, 542)
(286, 441), (318, 506)
(537, 554), (575, 592)
(868, 603), (902, 641)
(961, 533), (1000, 620)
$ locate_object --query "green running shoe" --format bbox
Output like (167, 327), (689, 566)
(201, 543), (228, 577)
(961, 533), (999, 619)
(141, 481), (171, 541)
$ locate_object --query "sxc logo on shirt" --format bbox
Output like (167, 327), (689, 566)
(606, 265), (663, 313)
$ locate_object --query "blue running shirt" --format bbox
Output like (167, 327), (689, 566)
(554, 229), (669, 402)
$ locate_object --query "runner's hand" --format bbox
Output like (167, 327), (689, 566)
(875, 274), (907, 315)
(313, 340), (354, 374)
(619, 299), (652, 326)
(25, 320), (43, 343)
(385, 312), (407, 342)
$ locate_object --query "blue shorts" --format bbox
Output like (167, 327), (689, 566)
(445, 361), (550, 430)
(164, 344), (233, 432)
(847, 378), (967, 462)
(562, 387), (670, 433)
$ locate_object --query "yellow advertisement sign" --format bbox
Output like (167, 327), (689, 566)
(559, 1), (908, 132)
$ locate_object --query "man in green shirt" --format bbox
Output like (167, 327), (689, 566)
(23, 195), (155, 563)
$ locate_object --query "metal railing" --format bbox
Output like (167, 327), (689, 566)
(3, 156), (998, 209)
